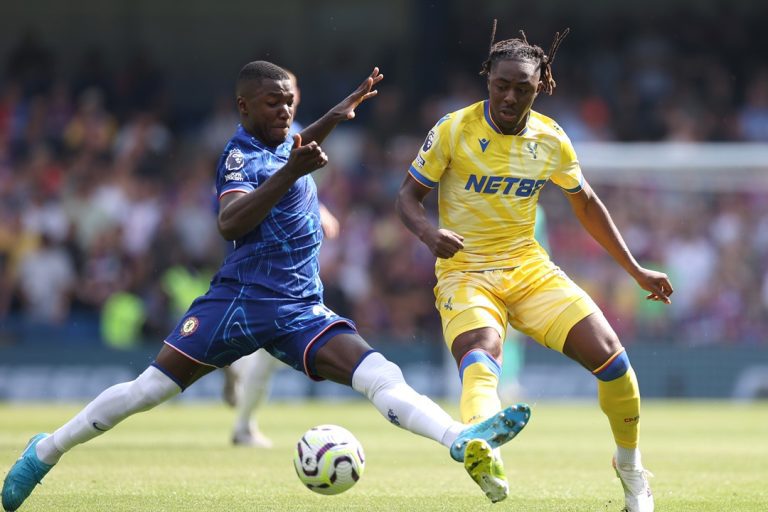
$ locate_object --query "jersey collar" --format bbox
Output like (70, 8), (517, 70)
(483, 100), (529, 136)
(236, 125), (291, 154)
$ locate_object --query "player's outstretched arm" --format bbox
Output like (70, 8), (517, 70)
(299, 67), (383, 146)
(565, 181), (674, 303)
(217, 134), (328, 240)
(396, 174), (464, 259)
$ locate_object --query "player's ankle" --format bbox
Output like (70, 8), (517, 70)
(440, 422), (464, 448)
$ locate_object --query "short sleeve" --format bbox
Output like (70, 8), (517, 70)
(407, 114), (453, 188)
(217, 147), (256, 199)
(549, 132), (584, 194)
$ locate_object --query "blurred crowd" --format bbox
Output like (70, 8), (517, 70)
(0, 17), (767, 350)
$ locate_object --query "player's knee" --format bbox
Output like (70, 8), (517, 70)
(131, 366), (182, 411)
(351, 352), (404, 399)
(459, 349), (501, 383)
(563, 312), (625, 371)
(451, 328), (502, 364)
(592, 348), (630, 382)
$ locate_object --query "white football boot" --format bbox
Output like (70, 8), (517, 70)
(612, 455), (654, 512)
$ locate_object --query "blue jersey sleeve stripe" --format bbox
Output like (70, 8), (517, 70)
(560, 175), (584, 194)
(561, 183), (583, 193)
(408, 166), (438, 188)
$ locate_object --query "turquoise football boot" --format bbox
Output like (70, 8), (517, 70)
(2, 434), (54, 511)
(450, 403), (531, 462)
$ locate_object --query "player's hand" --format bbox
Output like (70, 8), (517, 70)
(285, 133), (328, 177)
(633, 267), (674, 304)
(331, 67), (383, 121)
(422, 228), (464, 259)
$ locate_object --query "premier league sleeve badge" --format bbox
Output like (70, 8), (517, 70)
(225, 148), (245, 171)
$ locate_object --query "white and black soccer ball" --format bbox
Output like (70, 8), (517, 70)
(293, 424), (365, 495)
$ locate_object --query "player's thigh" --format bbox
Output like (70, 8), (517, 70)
(435, 269), (507, 361)
(451, 327), (503, 363)
(313, 332), (373, 386)
(562, 311), (623, 371)
(507, 261), (600, 354)
(265, 300), (359, 382)
(154, 344), (217, 389)
(164, 281), (266, 369)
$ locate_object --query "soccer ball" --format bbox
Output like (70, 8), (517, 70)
(293, 424), (365, 495)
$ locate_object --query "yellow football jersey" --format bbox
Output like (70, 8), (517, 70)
(409, 100), (583, 272)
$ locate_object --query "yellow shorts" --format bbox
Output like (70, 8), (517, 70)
(435, 257), (598, 353)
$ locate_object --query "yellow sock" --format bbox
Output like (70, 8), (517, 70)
(459, 350), (501, 424)
(597, 366), (641, 448)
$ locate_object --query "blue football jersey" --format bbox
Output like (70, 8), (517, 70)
(213, 125), (323, 299)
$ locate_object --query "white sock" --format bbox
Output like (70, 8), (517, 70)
(615, 445), (642, 468)
(35, 366), (181, 465)
(351, 352), (463, 447)
(234, 350), (279, 434)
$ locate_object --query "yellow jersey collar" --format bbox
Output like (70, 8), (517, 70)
(483, 100), (529, 136)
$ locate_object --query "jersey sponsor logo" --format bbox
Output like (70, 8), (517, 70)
(225, 148), (245, 171)
(478, 138), (490, 152)
(224, 171), (244, 182)
(387, 408), (401, 426)
(92, 421), (109, 432)
(526, 142), (539, 159)
(464, 175), (547, 198)
(624, 415), (640, 423)
(180, 316), (199, 336)
(443, 297), (453, 311)
(422, 130), (435, 152)
(415, 155), (426, 168)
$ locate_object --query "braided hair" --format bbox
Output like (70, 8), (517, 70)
(479, 20), (570, 96)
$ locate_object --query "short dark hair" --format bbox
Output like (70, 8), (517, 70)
(479, 20), (570, 96)
(236, 60), (290, 94)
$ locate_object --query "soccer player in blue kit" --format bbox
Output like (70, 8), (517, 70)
(2, 61), (531, 511)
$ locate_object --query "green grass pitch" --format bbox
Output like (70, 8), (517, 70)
(1, 401), (766, 511)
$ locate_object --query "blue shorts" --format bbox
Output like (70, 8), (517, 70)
(164, 279), (357, 380)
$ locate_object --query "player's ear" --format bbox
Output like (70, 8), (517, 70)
(536, 81), (544, 94)
(236, 96), (247, 115)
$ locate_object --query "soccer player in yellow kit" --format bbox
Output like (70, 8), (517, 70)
(396, 24), (672, 511)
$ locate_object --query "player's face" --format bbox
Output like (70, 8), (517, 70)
(237, 78), (294, 146)
(487, 59), (541, 134)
